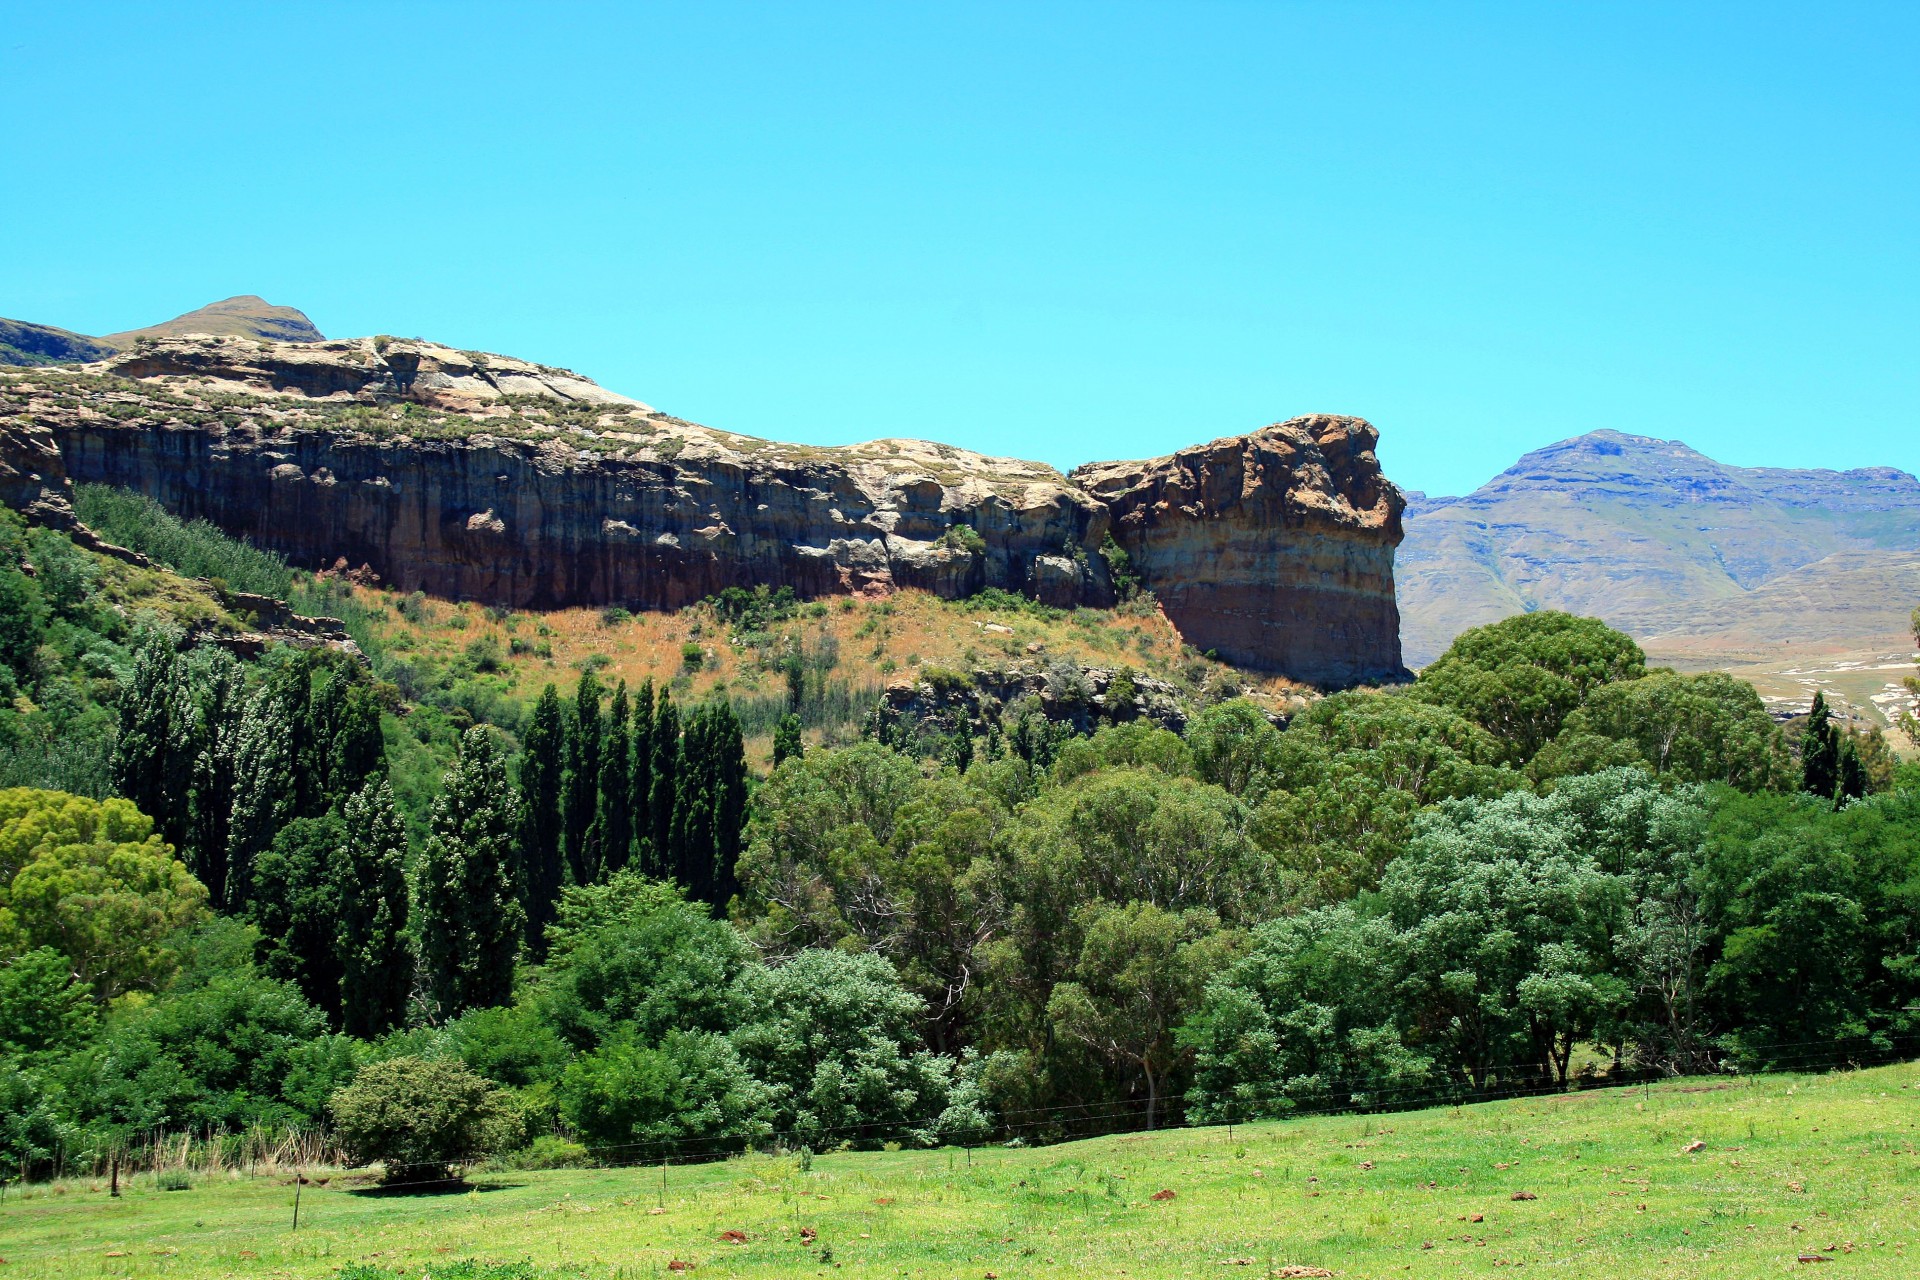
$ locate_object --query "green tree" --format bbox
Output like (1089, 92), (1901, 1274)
(0, 788), (209, 1000)
(1416, 612), (1646, 762)
(647, 690), (680, 877)
(1046, 901), (1237, 1128)
(0, 946), (97, 1061)
(112, 629), (190, 853)
(628, 677), (655, 871)
(516, 683), (567, 952)
(249, 813), (348, 1022)
(73, 968), (355, 1133)
(417, 728), (524, 1021)
(328, 682), (389, 803)
(598, 680), (633, 877)
(182, 648), (245, 911)
(538, 873), (753, 1051)
(330, 1056), (502, 1183)
(563, 670), (603, 885)
(772, 713), (805, 770)
(1183, 905), (1430, 1122)
(730, 948), (953, 1146)
(0, 585), (43, 686)
(1533, 669), (1790, 791)
(225, 675), (299, 905)
(337, 779), (411, 1038)
(1801, 692), (1840, 801)
(1379, 789), (1629, 1089)
(560, 1029), (771, 1151)
(1697, 786), (1920, 1065)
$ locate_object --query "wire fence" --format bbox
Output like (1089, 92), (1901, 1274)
(17, 1030), (1915, 1196)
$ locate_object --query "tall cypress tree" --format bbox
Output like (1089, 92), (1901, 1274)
(772, 713), (804, 770)
(227, 676), (299, 908)
(113, 628), (189, 852)
(338, 778), (412, 1037)
(598, 680), (633, 878)
(184, 647), (245, 911)
(305, 668), (346, 813)
(564, 669), (603, 885)
(648, 689), (680, 876)
(417, 726), (523, 1021)
(708, 700), (749, 907)
(629, 676), (655, 873)
(1836, 737), (1867, 807)
(328, 683), (388, 803)
(1802, 692), (1840, 800)
(250, 814), (347, 1022)
(516, 683), (567, 952)
(670, 705), (716, 900)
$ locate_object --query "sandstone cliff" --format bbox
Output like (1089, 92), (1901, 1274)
(1, 335), (1407, 686)
(1073, 416), (1405, 688)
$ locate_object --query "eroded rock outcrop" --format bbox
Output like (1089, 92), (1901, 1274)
(3, 335), (1407, 686)
(1073, 416), (1406, 686)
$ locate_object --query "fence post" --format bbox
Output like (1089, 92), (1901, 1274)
(291, 1167), (302, 1231)
(110, 1151), (119, 1199)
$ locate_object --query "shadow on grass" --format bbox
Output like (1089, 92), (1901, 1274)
(346, 1180), (524, 1199)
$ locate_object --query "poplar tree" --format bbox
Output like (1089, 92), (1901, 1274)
(564, 669), (603, 885)
(1801, 692), (1840, 801)
(598, 680), (633, 877)
(708, 700), (749, 906)
(629, 676), (655, 872)
(305, 668), (346, 812)
(328, 683), (388, 802)
(184, 647), (245, 911)
(227, 675), (299, 907)
(670, 706), (717, 900)
(517, 683), (567, 951)
(113, 629), (189, 851)
(772, 713), (804, 770)
(648, 689), (680, 875)
(417, 727), (523, 1021)
(338, 778), (412, 1037)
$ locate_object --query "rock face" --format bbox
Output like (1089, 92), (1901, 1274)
(3, 335), (1408, 687)
(1073, 416), (1407, 686)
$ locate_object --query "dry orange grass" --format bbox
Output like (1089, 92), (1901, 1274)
(337, 586), (1304, 764)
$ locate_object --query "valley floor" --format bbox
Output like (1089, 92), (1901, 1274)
(2, 1062), (1916, 1280)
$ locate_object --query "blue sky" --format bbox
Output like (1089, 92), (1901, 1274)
(3, 2), (1913, 496)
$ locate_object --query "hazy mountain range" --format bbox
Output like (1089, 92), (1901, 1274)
(1398, 430), (1920, 666)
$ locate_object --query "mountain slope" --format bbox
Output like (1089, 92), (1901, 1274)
(0, 296), (324, 367)
(1399, 430), (1920, 665)
(0, 317), (117, 366)
(100, 294), (324, 345)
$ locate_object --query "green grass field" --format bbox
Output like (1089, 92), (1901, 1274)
(4, 1062), (1917, 1280)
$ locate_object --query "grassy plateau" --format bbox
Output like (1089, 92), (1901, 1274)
(3, 1061), (1916, 1280)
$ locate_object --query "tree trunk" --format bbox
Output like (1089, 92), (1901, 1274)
(1142, 1059), (1159, 1131)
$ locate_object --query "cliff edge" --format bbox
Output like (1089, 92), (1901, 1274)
(2, 334), (1407, 686)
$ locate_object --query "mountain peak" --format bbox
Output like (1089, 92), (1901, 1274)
(102, 296), (324, 346)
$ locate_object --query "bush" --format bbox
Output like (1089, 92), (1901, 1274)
(330, 1056), (503, 1182)
(680, 642), (704, 669)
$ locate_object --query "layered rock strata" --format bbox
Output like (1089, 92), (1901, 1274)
(3, 336), (1407, 686)
(1073, 416), (1406, 686)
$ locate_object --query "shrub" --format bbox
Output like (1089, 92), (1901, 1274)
(599, 606), (632, 627)
(680, 642), (705, 669)
(330, 1056), (503, 1182)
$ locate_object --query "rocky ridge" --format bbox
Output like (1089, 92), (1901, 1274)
(1, 334), (1408, 687)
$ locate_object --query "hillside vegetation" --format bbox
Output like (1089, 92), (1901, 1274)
(3, 483), (1918, 1247)
(1, 1060), (1915, 1279)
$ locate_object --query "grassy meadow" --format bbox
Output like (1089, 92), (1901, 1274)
(3, 1061), (1916, 1280)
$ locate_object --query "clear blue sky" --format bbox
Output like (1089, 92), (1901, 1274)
(3, 2), (1914, 496)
